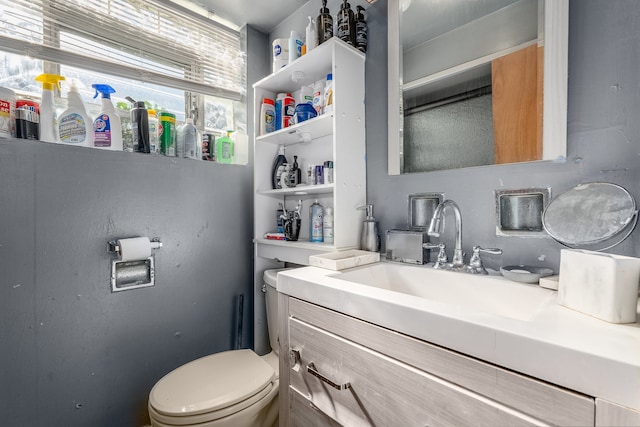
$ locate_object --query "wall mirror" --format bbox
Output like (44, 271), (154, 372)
(388, 0), (568, 174)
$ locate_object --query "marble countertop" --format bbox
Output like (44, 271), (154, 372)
(278, 263), (640, 412)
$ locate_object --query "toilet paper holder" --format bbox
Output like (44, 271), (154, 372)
(108, 237), (162, 293)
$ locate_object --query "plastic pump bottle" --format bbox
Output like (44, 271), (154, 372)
(92, 84), (122, 151)
(34, 74), (65, 143)
(58, 79), (93, 147)
(337, 0), (356, 46)
(316, 0), (333, 46)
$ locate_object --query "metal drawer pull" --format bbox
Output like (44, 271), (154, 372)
(306, 363), (351, 390)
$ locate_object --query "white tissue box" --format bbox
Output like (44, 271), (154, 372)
(558, 249), (640, 323)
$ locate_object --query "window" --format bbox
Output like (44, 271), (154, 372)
(0, 0), (246, 147)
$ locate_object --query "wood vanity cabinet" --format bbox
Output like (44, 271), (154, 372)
(596, 399), (640, 426)
(278, 295), (596, 427)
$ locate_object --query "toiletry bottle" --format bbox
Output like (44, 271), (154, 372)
(271, 145), (288, 189)
(58, 79), (93, 147)
(180, 117), (199, 159)
(147, 109), (160, 154)
(299, 85), (314, 105)
(0, 86), (15, 138)
(305, 16), (317, 53)
(323, 206), (334, 243)
(158, 111), (176, 156)
(292, 155), (302, 185)
(309, 199), (324, 242)
(216, 130), (234, 164)
(260, 98), (276, 135)
(360, 204), (380, 252)
(131, 101), (150, 153)
(316, 0), (333, 46)
(34, 73), (65, 143)
(288, 31), (303, 64)
(92, 84), (123, 151)
(355, 6), (368, 53)
(337, 0), (356, 46)
(282, 93), (296, 128)
(323, 73), (334, 115)
(312, 80), (325, 115)
(275, 92), (285, 131)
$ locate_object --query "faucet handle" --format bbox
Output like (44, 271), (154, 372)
(424, 242), (447, 269)
(468, 246), (503, 274)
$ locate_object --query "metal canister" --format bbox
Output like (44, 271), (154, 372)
(158, 112), (176, 156)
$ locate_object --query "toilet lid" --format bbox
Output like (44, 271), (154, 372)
(149, 349), (275, 417)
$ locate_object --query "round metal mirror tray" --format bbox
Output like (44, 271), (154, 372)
(500, 265), (554, 284)
(542, 182), (637, 247)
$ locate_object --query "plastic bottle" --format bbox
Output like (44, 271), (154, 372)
(288, 31), (303, 65)
(282, 93), (296, 128)
(216, 130), (234, 164)
(337, 0), (356, 46)
(58, 79), (93, 147)
(312, 80), (325, 115)
(180, 118), (199, 160)
(34, 74), (65, 143)
(316, 0), (333, 46)
(271, 145), (287, 189)
(305, 16), (317, 54)
(355, 5), (368, 53)
(0, 86), (16, 138)
(260, 98), (276, 135)
(159, 111), (176, 156)
(275, 93), (285, 131)
(309, 199), (324, 242)
(147, 109), (160, 154)
(131, 101), (150, 153)
(323, 73), (334, 115)
(92, 84), (122, 151)
(299, 85), (314, 105)
(323, 206), (334, 243)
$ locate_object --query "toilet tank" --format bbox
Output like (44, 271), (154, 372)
(264, 269), (285, 355)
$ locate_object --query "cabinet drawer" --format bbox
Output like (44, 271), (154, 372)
(289, 317), (545, 427)
(289, 298), (594, 427)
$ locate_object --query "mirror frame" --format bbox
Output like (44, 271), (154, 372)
(388, 0), (569, 175)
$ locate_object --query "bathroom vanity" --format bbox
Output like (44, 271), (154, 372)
(276, 264), (640, 426)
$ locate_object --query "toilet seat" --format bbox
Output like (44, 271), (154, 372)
(149, 349), (276, 425)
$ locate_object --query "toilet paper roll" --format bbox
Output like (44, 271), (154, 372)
(118, 237), (152, 262)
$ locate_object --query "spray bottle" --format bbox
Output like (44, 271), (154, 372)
(34, 74), (65, 143)
(58, 79), (93, 147)
(92, 84), (123, 151)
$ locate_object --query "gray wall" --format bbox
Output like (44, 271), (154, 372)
(364, 0), (640, 270)
(0, 27), (262, 427)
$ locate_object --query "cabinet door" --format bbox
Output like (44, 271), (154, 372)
(289, 388), (342, 427)
(289, 317), (545, 427)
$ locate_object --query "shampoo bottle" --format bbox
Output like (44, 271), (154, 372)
(337, 0), (355, 46)
(323, 206), (334, 243)
(58, 79), (93, 147)
(34, 73), (65, 143)
(288, 31), (303, 64)
(355, 5), (368, 53)
(271, 145), (287, 189)
(305, 16), (317, 53)
(323, 73), (334, 115)
(92, 84), (123, 151)
(316, 0), (333, 46)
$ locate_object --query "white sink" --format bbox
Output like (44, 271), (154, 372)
(331, 262), (556, 321)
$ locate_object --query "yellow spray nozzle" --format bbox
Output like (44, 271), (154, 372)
(35, 73), (65, 92)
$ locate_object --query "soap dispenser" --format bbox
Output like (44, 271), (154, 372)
(359, 204), (380, 252)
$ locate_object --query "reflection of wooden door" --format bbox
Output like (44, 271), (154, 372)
(492, 44), (543, 164)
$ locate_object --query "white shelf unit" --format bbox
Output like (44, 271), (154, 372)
(252, 38), (366, 353)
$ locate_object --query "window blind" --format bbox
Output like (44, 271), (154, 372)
(0, 0), (246, 100)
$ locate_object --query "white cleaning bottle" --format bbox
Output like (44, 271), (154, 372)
(306, 16), (317, 53)
(58, 79), (93, 147)
(92, 84), (123, 151)
(34, 73), (65, 143)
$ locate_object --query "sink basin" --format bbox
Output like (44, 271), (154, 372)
(331, 262), (557, 321)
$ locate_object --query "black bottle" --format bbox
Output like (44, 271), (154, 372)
(337, 0), (355, 46)
(355, 5), (367, 53)
(131, 101), (150, 153)
(316, 0), (333, 46)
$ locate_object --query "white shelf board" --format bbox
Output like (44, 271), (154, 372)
(256, 114), (333, 146)
(255, 238), (335, 251)
(256, 183), (334, 197)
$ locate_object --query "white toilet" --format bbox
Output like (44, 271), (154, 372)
(148, 269), (284, 427)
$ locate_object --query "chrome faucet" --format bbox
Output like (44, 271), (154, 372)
(428, 200), (465, 269)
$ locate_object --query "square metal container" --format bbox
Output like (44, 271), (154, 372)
(385, 230), (429, 264)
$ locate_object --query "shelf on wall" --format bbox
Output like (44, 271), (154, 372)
(256, 114), (333, 146)
(256, 183), (334, 197)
